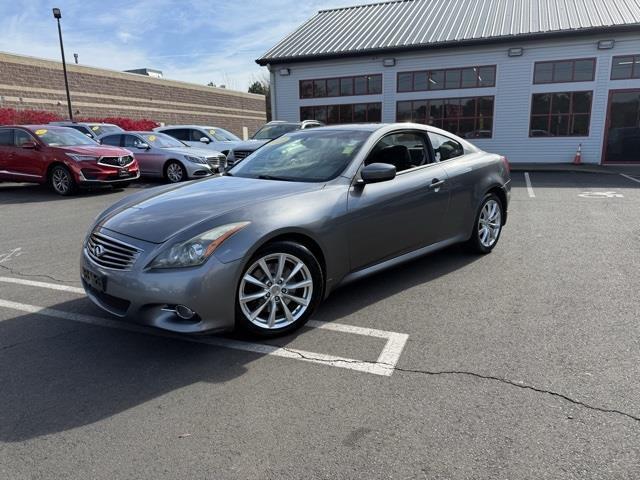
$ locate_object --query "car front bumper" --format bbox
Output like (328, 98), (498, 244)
(184, 161), (216, 178)
(76, 163), (140, 184)
(80, 229), (243, 334)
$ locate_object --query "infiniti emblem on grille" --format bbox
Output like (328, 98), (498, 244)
(118, 157), (126, 166)
(94, 245), (105, 257)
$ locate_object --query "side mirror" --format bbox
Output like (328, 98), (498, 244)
(21, 141), (37, 150)
(135, 143), (150, 150)
(199, 137), (210, 144)
(360, 163), (396, 184)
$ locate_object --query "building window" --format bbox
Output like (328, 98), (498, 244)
(529, 91), (592, 137)
(396, 96), (495, 139)
(299, 75), (382, 99)
(533, 59), (596, 84)
(396, 66), (495, 93)
(611, 55), (640, 80)
(300, 102), (382, 124)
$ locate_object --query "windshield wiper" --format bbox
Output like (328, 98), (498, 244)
(257, 174), (296, 182)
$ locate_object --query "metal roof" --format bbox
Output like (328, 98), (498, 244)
(257, 0), (640, 65)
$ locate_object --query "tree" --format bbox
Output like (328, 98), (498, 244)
(248, 81), (266, 95)
(248, 74), (271, 121)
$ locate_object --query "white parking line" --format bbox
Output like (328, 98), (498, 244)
(524, 172), (536, 198)
(0, 277), (408, 377)
(620, 173), (640, 185)
(0, 276), (84, 294)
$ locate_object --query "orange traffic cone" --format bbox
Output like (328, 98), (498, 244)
(573, 144), (582, 165)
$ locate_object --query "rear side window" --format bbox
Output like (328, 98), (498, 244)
(428, 132), (465, 161)
(0, 129), (13, 146)
(163, 129), (189, 141)
(101, 134), (122, 147)
(15, 130), (34, 146)
(123, 135), (145, 148)
(68, 125), (93, 137)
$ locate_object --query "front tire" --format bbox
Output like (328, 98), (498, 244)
(467, 193), (504, 254)
(164, 161), (186, 183)
(236, 241), (323, 337)
(49, 165), (77, 196)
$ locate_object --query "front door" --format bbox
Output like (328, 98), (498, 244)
(604, 89), (640, 164)
(347, 130), (450, 271)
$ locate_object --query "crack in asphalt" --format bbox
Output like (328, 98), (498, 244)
(0, 264), (78, 284)
(278, 347), (640, 424)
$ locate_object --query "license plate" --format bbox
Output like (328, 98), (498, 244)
(82, 267), (106, 293)
(118, 169), (130, 178)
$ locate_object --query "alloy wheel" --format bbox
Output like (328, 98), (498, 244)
(478, 199), (502, 248)
(52, 168), (71, 194)
(166, 162), (184, 183)
(239, 253), (314, 330)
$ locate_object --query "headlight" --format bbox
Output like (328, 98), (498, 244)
(184, 155), (208, 164)
(66, 153), (100, 162)
(149, 222), (250, 269)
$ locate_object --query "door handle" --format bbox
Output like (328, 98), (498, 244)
(428, 178), (445, 189)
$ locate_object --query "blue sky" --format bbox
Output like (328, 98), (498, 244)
(0, 0), (378, 92)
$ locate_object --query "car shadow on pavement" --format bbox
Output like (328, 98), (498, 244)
(0, 183), (123, 204)
(0, 245), (479, 442)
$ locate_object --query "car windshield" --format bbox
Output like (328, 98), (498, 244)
(141, 133), (185, 148)
(230, 129), (370, 182)
(34, 128), (98, 146)
(252, 123), (299, 140)
(88, 124), (121, 136)
(206, 128), (240, 141)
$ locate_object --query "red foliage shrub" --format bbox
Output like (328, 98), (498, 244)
(0, 108), (62, 125)
(78, 117), (160, 131)
(0, 108), (159, 131)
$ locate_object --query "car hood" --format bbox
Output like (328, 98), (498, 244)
(58, 145), (131, 157)
(99, 176), (321, 243)
(231, 140), (270, 152)
(160, 146), (223, 157)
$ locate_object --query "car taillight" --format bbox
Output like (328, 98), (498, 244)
(500, 156), (510, 174)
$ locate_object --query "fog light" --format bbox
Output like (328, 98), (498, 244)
(175, 305), (196, 320)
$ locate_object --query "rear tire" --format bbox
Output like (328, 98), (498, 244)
(236, 241), (323, 337)
(467, 193), (504, 254)
(164, 161), (186, 183)
(49, 165), (77, 196)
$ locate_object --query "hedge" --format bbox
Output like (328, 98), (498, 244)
(0, 108), (159, 131)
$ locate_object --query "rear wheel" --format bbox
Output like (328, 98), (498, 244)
(49, 165), (77, 196)
(236, 241), (323, 337)
(467, 193), (504, 254)
(164, 161), (186, 183)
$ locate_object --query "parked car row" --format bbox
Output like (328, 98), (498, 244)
(0, 119), (327, 195)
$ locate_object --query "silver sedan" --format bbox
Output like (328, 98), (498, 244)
(99, 131), (227, 182)
(81, 123), (510, 337)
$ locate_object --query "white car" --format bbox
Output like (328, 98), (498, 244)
(154, 125), (245, 156)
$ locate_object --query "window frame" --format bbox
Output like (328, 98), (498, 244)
(528, 90), (593, 138)
(610, 54), (640, 80)
(299, 74), (383, 99)
(395, 95), (495, 139)
(533, 58), (597, 84)
(300, 102), (383, 125)
(396, 65), (496, 93)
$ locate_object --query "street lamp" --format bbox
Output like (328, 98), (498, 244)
(52, 7), (74, 121)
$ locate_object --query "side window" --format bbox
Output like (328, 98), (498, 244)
(69, 125), (93, 138)
(0, 129), (13, 146)
(190, 129), (209, 142)
(14, 130), (34, 146)
(101, 134), (122, 147)
(163, 128), (189, 141)
(428, 132), (464, 161)
(123, 135), (145, 148)
(365, 131), (430, 173)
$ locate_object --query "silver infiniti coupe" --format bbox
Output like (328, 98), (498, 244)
(81, 123), (511, 337)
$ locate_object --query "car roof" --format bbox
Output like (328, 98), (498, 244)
(17, 124), (72, 131)
(49, 121), (118, 126)
(156, 125), (219, 129)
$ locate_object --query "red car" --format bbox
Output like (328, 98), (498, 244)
(0, 125), (140, 195)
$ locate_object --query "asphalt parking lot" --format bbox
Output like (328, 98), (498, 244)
(1, 171), (640, 479)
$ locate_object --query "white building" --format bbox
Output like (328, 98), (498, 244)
(257, 0), (640, 165)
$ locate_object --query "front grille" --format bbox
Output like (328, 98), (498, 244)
(86, 231), (141, 270)
(206, 155), (227, 169)
(99, 156), (134, 167)
(233, 150), (252, 161)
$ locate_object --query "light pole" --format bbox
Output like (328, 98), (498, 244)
(52, 8), (73, 121)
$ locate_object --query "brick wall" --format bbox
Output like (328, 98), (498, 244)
(0, 52), (266, 136)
